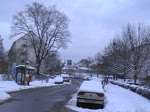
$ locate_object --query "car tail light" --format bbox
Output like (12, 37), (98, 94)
(78, 92), (85, 95)
(97, 93), (104, 97)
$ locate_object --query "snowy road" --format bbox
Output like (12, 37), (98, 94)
(67, 83), (150, 112)
(0, 79), (81, 112)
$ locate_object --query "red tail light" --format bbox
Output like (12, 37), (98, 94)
(97, 93), (104, 97)
(78, 92), (85, 95)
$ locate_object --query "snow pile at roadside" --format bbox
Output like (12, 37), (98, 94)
(104, 84), (150, 112)
(0, 91), (12, 103)
(0, 74), (3, 80)
(0, 79), (55, 92)
(0, 78), (58, 103)
(66, 82), (150, 112)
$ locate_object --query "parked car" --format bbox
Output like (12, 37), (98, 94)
(82, 76), (91, 81)
(76, 81), (105, 109)
(127, 79), (133, 84)
(73, 74), (82, 79)
(61, 74), (70, 82)
(54, 76), (63, 84)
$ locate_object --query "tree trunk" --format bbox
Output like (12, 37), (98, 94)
(134, 74), (137, 84)
(36, 62), (41, 76)
(124, 75), (126, 82)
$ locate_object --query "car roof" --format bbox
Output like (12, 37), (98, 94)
(78, 81), (104, 93)
(61, 74), (69, 77)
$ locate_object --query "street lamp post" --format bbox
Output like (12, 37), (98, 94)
(24, 41), (29, 85)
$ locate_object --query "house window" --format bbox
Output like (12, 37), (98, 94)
(20, 60), (25, 63)
(21, 52), (26, 55)
(21, 44), (27, 48)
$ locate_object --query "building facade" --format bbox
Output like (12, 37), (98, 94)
(8, 33), (37, 68)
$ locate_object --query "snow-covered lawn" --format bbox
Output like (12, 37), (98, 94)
(0, 78), (67, 103)
(66, 82), (150, 112)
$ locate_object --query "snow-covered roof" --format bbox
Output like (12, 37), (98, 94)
(62, 66), (69, 70)
(16, 65), (35, 70)
(78, 81), (104, 93)
(78, 67), (91, 71)
(62, 65), (76, 70)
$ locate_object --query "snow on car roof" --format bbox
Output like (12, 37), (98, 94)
(61, 74), (69, 77)
(78, 81), (104, 93)
(54, 76), (63, 82)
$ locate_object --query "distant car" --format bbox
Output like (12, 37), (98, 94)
(49, 76), (55, 79)
(127, 79), (133, 84)
(61, 74), (70, 82)
(82, 76), (91, 81)
(73, 74), (82, 79)
(54, 76), (63, 84)
(76, 81), (105, 108)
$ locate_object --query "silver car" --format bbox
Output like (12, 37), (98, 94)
(76, 81), (105, 108)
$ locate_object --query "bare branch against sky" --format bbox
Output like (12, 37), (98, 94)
(1, 0), (150, 62)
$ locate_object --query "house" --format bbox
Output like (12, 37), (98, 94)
(62, 59), (77, 75)
(8, 32), (38, 69)
(62, 65), (77, 75)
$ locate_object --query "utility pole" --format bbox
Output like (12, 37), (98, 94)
(24, 41), (29, 85)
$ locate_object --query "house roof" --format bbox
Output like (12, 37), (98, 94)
(16, 65), (35, 70)
(9, 31), (38, 52)
(62, 65), (77, 70)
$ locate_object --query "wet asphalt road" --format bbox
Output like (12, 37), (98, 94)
(0, 79), (81, 112)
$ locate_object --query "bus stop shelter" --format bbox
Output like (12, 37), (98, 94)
(15, 65), (35, 85)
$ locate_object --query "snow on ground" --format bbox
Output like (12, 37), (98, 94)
(66, 80), (150, 112)
(0, 78), (67, 103)
(104, 84), (150, 112)
(0, 79), (55, 92)
(0, 91), (11, 103)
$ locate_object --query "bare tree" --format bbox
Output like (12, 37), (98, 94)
(102, 38), (120, 76)
(0, 36), (9, 73)
(97, 23), (150, 83)
(0, 35), (4, 73)
(11, 2), (71, 75)
(109, 35), (131, 81)
(119, 35), (131, 81)
(101, 35), (131, 81)
(100, 43), (115, 76)
(43, 52), (63, 75)
(122, 23), (150, 84)
(77, 58), (93, 67)
(93, 53), (103, 74)
(0, 35), (4, 59)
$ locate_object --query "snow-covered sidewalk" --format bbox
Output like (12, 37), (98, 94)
(0, 78), (63, 103)
(66, 83), (150, 112)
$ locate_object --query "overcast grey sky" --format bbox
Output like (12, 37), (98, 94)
(1, 0), (150, 62)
